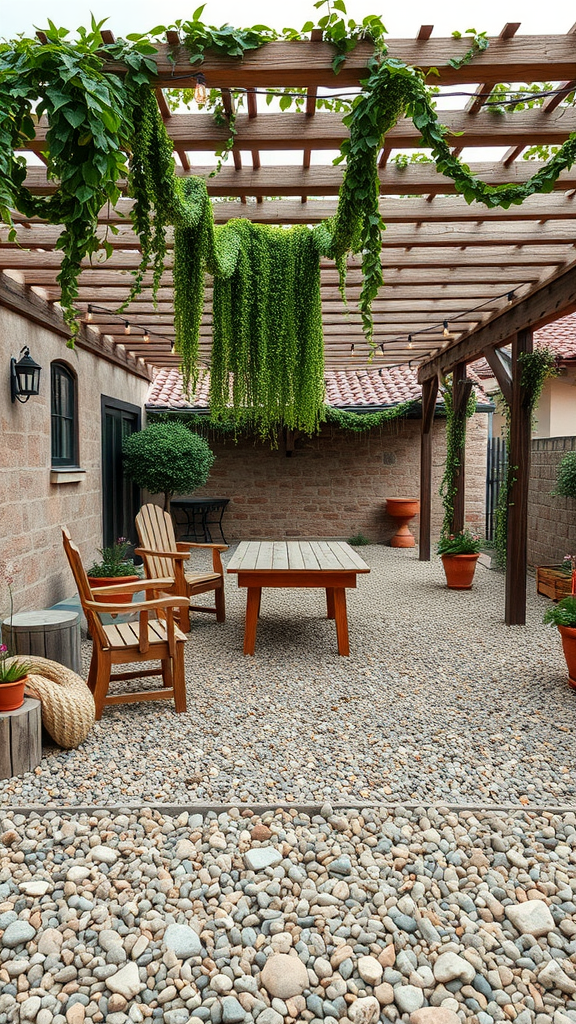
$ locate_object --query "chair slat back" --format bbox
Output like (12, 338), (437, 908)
(61, 528), (109, 650)
(136, 503), (179, 580)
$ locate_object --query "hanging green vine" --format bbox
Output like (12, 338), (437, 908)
(323, 401), (416, 431)
(439, 376), (477, 537)
(493, 346), (557, 566)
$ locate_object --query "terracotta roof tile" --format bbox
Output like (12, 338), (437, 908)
(146, 364), (488, 410)
(471, 312), (576, 378)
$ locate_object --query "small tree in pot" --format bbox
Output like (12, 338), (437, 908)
(123, 422), (215, 513)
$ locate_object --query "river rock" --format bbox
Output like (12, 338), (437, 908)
(164, 923), (201, 958)
(358, 956), (383, 986)
(106, 963), (145, 1000)
(261, 954), (309, 998)
(411, 1009), (462, 1024)
(433, 951), (476, 984)
(243, 848), (282, 871)
(348, 996), (381, 1023)
(538, 960), (576, 994)
(506, 901), (555, 937)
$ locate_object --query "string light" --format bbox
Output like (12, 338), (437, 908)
(350, 344), (355, 356)
(124, 321), (131, 335)
(86, 304), (93, 322)
(443, 320), (451, 338)
(407, 335), (413, 349)
(143, 329), (150, 343)
(508, 291), (515, 302)
(194, 73), (207, 106)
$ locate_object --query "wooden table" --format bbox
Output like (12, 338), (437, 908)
(227, 540), (370, 656)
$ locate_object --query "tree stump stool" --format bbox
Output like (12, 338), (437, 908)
(0, 698), (42, 779)
(2, 610), (81, 674)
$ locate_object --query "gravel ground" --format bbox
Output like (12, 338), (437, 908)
(0, 545), (574, 808)
(1, 804), (575, 1024)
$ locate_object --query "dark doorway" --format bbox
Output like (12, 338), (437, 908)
(101, 397), (141, 549)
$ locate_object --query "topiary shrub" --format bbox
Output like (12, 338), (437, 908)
(554, 450), (576, 499)
(123, 422), (215, 512)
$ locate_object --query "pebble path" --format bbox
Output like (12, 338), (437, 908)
(1, 804), (575, 1024)
(0, 547), (573, 808)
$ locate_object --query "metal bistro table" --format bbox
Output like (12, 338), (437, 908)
(171, 497), (229, 544)
(227, 540), (370, 656)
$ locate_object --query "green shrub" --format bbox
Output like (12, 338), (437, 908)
(123, 422), (214, 511)
(554, 450), (576, 499)
(348, 532), (371, 546)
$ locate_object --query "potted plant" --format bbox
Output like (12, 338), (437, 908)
(0, 645), (31, 712)
(123, 422), (215, 514)
(544, 596), (576, 689)
(86, 537), (141, 604)
(438, 528), (482, 589)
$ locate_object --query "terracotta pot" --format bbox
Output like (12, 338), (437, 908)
(0, 676), (27, 712)
(557, 625), (576, 689)
(441, 553), (479, 589)
(386, 498), (420, 548)
(87, 575), (139, 604)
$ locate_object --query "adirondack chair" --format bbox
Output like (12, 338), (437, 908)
(135, 503), (227, 633)
(62, 528), (189, 720)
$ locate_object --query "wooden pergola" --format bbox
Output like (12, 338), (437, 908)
(2, 23), (576, 625)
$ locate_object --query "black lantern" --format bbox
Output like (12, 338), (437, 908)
(11, 347), (42, 404)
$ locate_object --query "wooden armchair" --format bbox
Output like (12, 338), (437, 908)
(135, 503), (227, 633)
(62, 528), (189, 720)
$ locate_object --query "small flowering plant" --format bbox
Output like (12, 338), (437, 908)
(0, 644), (30, 684)
(86, 538), (138, 578)
(560, 554), (576, 575)
(437, 528), (482, 556)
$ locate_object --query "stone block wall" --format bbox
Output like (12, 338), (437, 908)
(528, 436), (576, 566)
(0, 305), (149, 615)
(173, 411), (488, 544)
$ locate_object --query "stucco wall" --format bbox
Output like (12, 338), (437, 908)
(0, 305), (149, 615)
(170, 412), (488, 544)
(528, 435), (576, 566)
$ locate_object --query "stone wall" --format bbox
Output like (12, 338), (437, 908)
(528, 435), (576, 566)
(173, 412), (488, 544)
(0, 305), (149, 615)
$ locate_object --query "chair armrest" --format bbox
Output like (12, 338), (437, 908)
(135, 547), (188, 562)
(91, 577), (174, 595)
(85, 594), (189, 614)
(185, 543), (228, 552)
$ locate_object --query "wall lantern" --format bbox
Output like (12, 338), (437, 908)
(11, 347), (42, 403)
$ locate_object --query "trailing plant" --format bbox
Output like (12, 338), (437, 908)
(553, 451), (576, 499)
(0, 20), (159, 337)
(448, 29), (489, 70)
(518, 346), (558, 413)
(207, 219), (325, 436)
(439, 376), (477, 538)
(494, 346), (557, 566)
(123, 421), (215, 512)
(323, 401), (416, 431)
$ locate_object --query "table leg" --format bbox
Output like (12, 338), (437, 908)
(326, 588), (335, 619)
(244, 587), (261, 655)
(332, 588), (350, 656)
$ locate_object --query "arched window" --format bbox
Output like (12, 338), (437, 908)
(51, 362), (78, 467)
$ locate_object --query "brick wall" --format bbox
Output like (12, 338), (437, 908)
(528, 435), (576, 566)
(0, 305), (149, 615)
(171, 412), (488, 543)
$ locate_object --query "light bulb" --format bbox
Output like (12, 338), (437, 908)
(350, 344), (355, 356)
(86, 305), (93, 322)
(194, 73), (207, 106)
(407, 335), (413, 350)
(124, 321), (131, 335)
(507, 291), (515, 302)
(143, 330), (150, 343)
(443, 321), (450, 338)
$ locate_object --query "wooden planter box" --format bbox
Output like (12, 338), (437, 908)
(536, 565), (573, 602)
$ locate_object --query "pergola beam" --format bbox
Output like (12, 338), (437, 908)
(19, 160), (576, 197)
(101, 36), (576, 89)
(418, 261), (576, 379)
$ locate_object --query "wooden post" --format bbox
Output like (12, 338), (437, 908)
(419, 376), (438, 561)
(451, 363), (473, 535)
(0, 699), (42, 780)
(505, 328), (533, 625)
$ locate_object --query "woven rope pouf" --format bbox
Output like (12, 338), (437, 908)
(16, 656), (96, 749)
